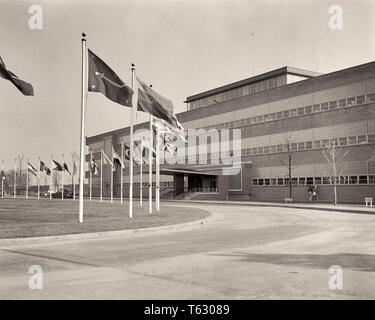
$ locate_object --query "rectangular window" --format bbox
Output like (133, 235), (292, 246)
(357, 95), (365, 104)
(338, 99), (346, 108)
(290, 109), (297, 117)
(292, 178), (298, 185)
(263, 146), (270, 154)
(264, 178), (270, 186)
(298, 107), (305, 115)
(368, 134), (375, 143)
(315, 177), (322, 185)
(252, 148), (258, 155)
(258, 178), (264, 186)
(277, 144), (283, 152)
(285, 178), (290, 185)
(270, 145), (276, 153)
(314, 140), (321, 149)
(291, 143), (298, 151)
(271, 178), (276, 186)
(349, 176), (358, 184)
(313, 104), (320, 112)
(276, 112), (283, 119)
(298, 142), (305, 150)
(306, 177), (314, 185)
(329, 101), (337, 110)
(306, 141), (313, 150)
(358, 135), (367, 144)
(234, 120), (240, 127)
(347, 97), (356, 106)
(298, 177), (306, 185)
(257, 147), (264, 154)
(277, 178), (284, 186)
(264, 114), (270, 122)
(252, 179), (258, 186)
(359, 175), (368, 184)
(305, 105), (312, 114)
(257, 115), (264, 122)
(367, 93), (375, 102)
(323, 177), (330, 184)
(348, 136), (357, 145)
(269, 113), (276, 121)
(339, 137), (347, 146)
(283, 110), (290, 118)
(251, 117), (257, 124)
(369, 175), (375, 184)
(322, 139), (329, 148)
(321, 102), (329, 111)
(330, 138), (338, 146)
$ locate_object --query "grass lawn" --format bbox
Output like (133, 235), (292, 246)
(0, 198), (209, 239)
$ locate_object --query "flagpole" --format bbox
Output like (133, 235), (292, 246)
(90, 151), (92, 201)
(14, 158), (16, 198)
(38, 156), (40, 199)
(129, 63), (135, 219)
(149, 114), (153, 214)
(50, 155), (53, 200)
(140, 137), (143, 207)
(78, 32), (87, 223)
(26, 158), (29, 199)
(156, 121), (161, 211)
(100, 150), (103, 202)
(120, 140), (123, 204)
(1, 160), (4, 198)
(62, 154), (64, 200)
(111, 147), (113, 203)
(72, 155), (76, 201)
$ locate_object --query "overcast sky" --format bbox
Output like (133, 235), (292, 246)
(0, 0), (374, 170)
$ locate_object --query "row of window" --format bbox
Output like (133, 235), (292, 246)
(252, 175), (375, 186)
(115, 181), (174, 188)
(188, 76), (286, 110)
(195, 93), (375, 132)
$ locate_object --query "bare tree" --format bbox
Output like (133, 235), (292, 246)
(279, 134), (295, 199)
(321, 141), (349, 206)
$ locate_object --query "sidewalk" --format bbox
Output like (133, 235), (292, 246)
(166, 199), (375, 215)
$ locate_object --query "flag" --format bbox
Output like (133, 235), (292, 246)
(136, 77), (179, 128)
(112, 147), (124, 169)
(73, 161), (77, 175)
(27, 162), (38, 176)
(101, 150), (114, 170)
(0, 56), (34, 96)
(52, 160), (63, 171)
(123, 144), (130, 161)
(63, 162), (71, 175)
(90, 154), (98, 175)
(45, 167), (51, 176)
(39, 160), (46, 172)
(88, 49), (133, 107)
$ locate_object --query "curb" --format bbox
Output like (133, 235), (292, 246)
(164, 199), (375, 215)
(0, 212), (214, 248)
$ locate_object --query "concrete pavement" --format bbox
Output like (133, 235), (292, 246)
(0, 203), (374, 299)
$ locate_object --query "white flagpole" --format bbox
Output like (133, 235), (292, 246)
(73, 155), (76, 201)
(50, 155), (53, 200)
(156, 121), (161, 211)
(14, 158), (16, 198)
(1, 160), (4, 198)
(129, 64), (135, 219)
(140, 137), (143, 206)
(111, 147), (113, 203)
(26, 158), (29, 199)
(62, 154), (64, 200)
(38, 157), (40, 199)
(90, 151), (92, 201)
(100, 150), (103, 202)
(120, 140), (123, 204)
(149, 114), (153, 214)
(78, 33), (87, 223)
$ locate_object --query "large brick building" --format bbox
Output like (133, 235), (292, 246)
(86, 62), (375, 203)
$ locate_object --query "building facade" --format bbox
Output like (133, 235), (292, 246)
(86, 63), (375, 203)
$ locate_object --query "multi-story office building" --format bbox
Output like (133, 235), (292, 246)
(86, 62), (375, 203)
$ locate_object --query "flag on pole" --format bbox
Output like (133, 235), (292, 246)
(101, 150), (114, 171)
(113, 147), (125, 168)
(87, 49), (133, 107)
(0, 56), (34, 96)
(45, 166), (51, 176)
(27, 162), (38, 176)
(136, 77), (180, 128)
(40, 160), (46, 172)
(52, 160), (63, 171)
(63, 162), (71, 175)
(90, 154), (98, 175)
(123, 144), (131, 161)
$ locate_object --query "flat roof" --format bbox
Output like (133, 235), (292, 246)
(184, 66), (322, 103)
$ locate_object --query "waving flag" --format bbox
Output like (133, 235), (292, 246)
(52, 160), (63, 171)
(88, 49), (133, 107)
(63, 162), (71, 175)
(45, 167), (51, 176)
(123, 144), (130, 161)
(112, 147), (124, 169)
(28, 162), (38, 176)
(0, 56), (34, 96)
(90, 154), (98, 175)
(101, 150), (114, 171)
(40, 160), (46, 172)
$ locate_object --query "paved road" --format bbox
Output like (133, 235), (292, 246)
(0, 203), (374, 299)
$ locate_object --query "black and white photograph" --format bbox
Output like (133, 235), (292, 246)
(0, 0), (374, 309)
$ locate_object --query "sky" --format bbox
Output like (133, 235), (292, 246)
(0, 0), (374, 170)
